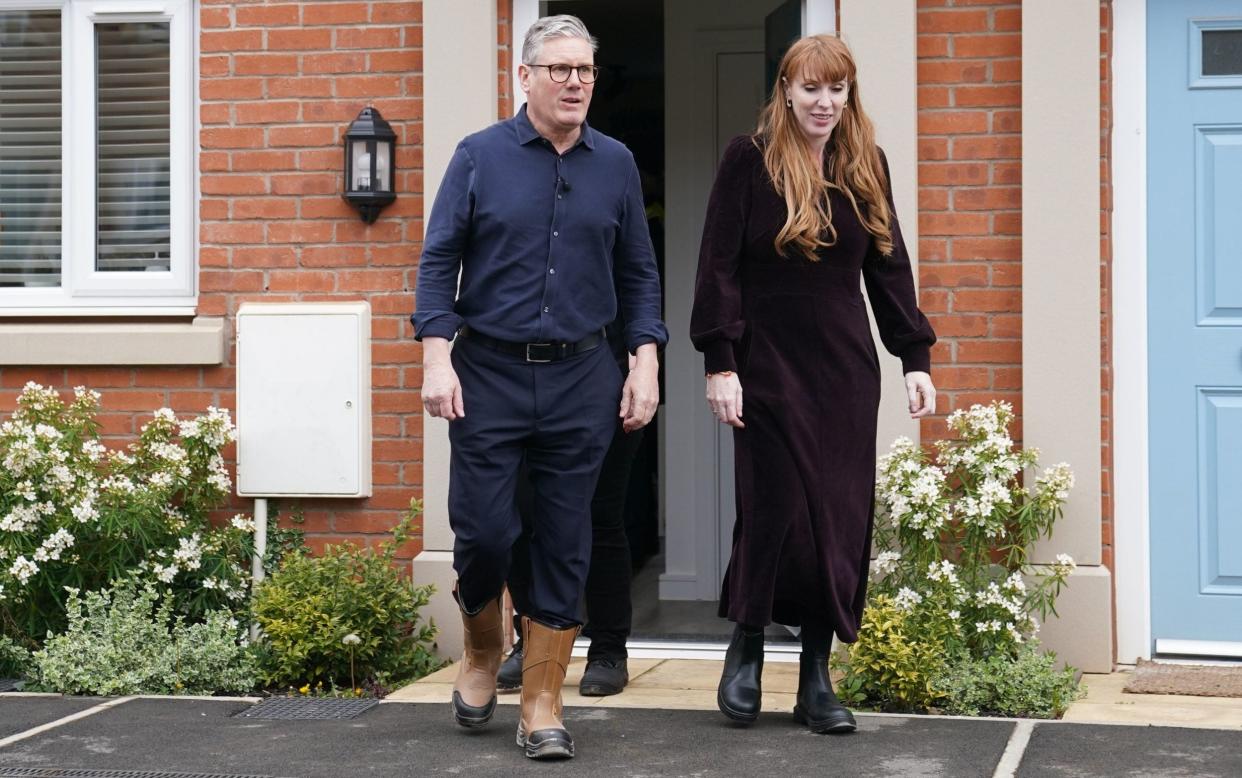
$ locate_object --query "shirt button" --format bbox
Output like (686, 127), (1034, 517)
(549, 268), (556, 275)
(543, 306), (550, 313)
(557, 194), (562, 200)
(553, 231), (559, 237)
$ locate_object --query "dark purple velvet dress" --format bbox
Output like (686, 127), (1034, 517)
(689, 136), (935, 642)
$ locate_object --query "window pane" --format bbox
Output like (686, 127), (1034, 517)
(1203, 29), (1242, 76)
(0, 11), (63, 288)
(96, 21), (170, 273)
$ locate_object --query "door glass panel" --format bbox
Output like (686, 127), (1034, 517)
(1203, 29), (1242, 76)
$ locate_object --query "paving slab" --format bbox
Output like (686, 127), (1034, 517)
(0, 697), (1014, 778)
(0, 697), (104, 740)
(1018, 722), (1242, 778)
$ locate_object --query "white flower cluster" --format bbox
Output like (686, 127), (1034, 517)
(207, 455), (231, 493)
(180, 407), (236, 448)
(8, 555), (38, 583)
(1036, 463), (1075, 505)
(229, 514), (256, 533)
(1053, 553), (1076, 576)
(0, 504), (40, 533)
(34, 528), (75, 562)
(894, 587), (924, 611)
(876, 437), (950, 539)
(871, 550), (902, 577)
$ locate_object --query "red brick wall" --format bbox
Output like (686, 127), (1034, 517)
(498, 0), (514, 119)
(914, 0), (1023, 443)
(1099, 0), (1115, 619)
(0, 0), (427, 564)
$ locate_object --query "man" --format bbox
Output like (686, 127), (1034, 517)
(413, 14), (667, 761)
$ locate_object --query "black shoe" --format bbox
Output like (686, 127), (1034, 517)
(793, 621), (856, 734)
(717, 624), (764, 723)
(497, 641), (523, 692)
(579, 658), (628, 696)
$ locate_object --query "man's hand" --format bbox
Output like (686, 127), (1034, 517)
(905, 370), (936, 418)
(421, 337), (465, 420)
(706, 372), (744, 428)
(619, 343), (659, 433)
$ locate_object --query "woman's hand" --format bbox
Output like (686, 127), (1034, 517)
(706, 372), (745, 428)
(904, 371), (936, 418)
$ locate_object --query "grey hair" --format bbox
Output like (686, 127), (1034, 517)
(521, 14), (597, 65)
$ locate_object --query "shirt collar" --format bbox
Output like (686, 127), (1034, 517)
(514, 104), (595, 151)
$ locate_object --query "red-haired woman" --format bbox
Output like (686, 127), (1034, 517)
(690, 35), (937, 734)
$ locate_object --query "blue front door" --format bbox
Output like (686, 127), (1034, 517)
(1148, 0), (1242, 653)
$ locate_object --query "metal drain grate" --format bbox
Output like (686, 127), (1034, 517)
(234, 697), (378, 720)
(0, 765), (273, 770)
(0, 678), (22, 692)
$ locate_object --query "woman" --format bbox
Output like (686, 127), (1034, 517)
(690, 35), (936, 734)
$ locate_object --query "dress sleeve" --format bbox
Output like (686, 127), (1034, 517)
(862, 149), (937, 375)
(689, 136), (756, 374)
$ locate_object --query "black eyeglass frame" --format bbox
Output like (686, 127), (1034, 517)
(527, 63), (600, 83)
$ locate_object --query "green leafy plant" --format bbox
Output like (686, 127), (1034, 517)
(934, 643), (1084, 718)
(835, 402), (1081, 715)
(1, 383), (256, 645)
(30, 579), (256, 696)
(252, 499), (441, 691)
(0, 634), (30, 678)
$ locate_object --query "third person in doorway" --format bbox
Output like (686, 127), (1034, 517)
(689, 35), (937, 734)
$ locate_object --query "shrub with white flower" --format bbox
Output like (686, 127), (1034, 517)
(0, 383), (258, 648)
(834, 401), (1079, 714)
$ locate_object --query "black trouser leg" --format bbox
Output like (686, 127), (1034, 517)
(582, 424), (643, 661)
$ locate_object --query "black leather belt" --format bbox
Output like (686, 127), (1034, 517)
(459, 325), (604, 363)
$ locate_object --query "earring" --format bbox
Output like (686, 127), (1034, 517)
(786, 99), (793, 109)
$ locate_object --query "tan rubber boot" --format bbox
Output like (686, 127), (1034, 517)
(516, 616), (578, 759)
(451, 591), (503, 728)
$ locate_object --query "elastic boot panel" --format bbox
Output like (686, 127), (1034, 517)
(793, 703), (857, 734)
(451, 690), (496, 728)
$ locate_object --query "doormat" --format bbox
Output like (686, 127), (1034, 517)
(1123, 659), (1242, 698)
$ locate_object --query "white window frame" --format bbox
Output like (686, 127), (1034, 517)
(0, 0), (197, 315)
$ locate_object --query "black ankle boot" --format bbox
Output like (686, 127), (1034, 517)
(717, 624), (764, 723)
(793, 621), (856, 734)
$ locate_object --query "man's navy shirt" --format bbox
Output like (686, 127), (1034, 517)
(413, 105), (668, 353)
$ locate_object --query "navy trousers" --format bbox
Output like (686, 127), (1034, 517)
(448, 335), (622, 628)
(510, 422), (645, 659)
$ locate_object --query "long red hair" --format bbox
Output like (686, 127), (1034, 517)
(755, 35), (893, 259)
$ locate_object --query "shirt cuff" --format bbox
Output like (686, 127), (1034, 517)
(414, 318), (460, 342)
(900, 346), (931, 376)
(703, 340), (737, 374)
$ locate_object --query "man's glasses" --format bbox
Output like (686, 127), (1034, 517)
(528, 63), (600, 84)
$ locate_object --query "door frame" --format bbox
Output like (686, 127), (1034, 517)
(1112, 0), (1151, 662)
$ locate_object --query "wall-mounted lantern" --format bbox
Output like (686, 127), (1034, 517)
(342, 107), (397, 224)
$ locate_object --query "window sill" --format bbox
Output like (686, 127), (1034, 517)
(0, 316), (225, 366)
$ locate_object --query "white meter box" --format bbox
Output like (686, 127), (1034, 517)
(236, 302), (372, 497)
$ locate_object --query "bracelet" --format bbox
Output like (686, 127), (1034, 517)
(706, 370), (735, 378)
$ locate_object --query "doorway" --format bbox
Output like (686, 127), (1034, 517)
(536, 0), (803, 644)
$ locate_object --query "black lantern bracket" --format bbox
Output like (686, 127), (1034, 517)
(342, 107), (398, 224)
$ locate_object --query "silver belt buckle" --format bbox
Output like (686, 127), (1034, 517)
(525, 343), (554, 363)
